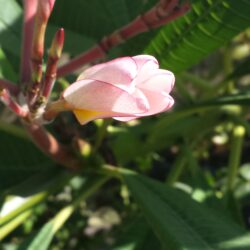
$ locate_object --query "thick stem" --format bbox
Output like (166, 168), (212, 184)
(20, 0), (38, 84)
(24, 122), (81, 170)
(57, 0), (190, 77)
(57, 45), (105, 78)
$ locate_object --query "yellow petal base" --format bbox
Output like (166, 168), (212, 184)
(73, 109), (106, 125)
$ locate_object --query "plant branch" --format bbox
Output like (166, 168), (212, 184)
(57, 0), (190, 77)
(24, 122), (81, 170)
(0, 88), (28, 117)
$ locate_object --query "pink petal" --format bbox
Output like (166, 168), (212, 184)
(113, 116), (137, 122)
(63, 79), (149, 114)
(78, 57), (138, 92)
(136, 90), (174, 117)
(113, 93), (174, 120)
(138, 71), (175, 94)
(132, 55), (158, 71)
(133, 59), (159, 85)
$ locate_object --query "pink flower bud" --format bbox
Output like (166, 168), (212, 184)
(62, 55), (175, 125)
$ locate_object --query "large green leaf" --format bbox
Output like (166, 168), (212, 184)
(123, 171), (250, 250)
(112, 216), (161, 250)
(0, 125), (53, 190)
(0, 0), (22, 56)
(50, 0), (153, 41)
(144, 0), (250, 72)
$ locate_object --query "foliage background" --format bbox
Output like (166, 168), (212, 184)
(1, 0), (250, 249)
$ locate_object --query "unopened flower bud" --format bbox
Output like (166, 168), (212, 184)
(49, 28), (65, 59)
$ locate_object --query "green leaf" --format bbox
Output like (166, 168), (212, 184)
(17, 175), (108, 250)
(113, 216), (161, 250)
(45, 24), (96, 58)
(0, 127), (53, 190)
(0, 0), (22, 56)
(50, 0), (149, 41)
(144, 0), (250, 72)
(0, 47), (18, 81)
(123, 171), (250, 250)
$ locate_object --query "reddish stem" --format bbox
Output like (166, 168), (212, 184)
(57, 0), (190, 77)
(0, 79), (20, 96)
(24, 123), (81, 170)
(0, 88), (28, 117)
(42, 28), (65, 99)
(20, 0), (38, 85)
(57, 45), (105, 78)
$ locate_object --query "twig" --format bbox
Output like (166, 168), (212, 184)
(24, 122), (81, 170)
(0, 88), (28, 117)
(57, 0), (190, 77)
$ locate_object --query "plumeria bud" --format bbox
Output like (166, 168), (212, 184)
(56, 55), (175, 125)
(32, 0), (56, 60)
(29, 0), (56, 103)
(49, 28), (65, 59)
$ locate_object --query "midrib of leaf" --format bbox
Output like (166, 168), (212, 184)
(134, 176), (214, 250)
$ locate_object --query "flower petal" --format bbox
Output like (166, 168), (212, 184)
(78, 57), (137, 92)
(132, 55), (158, 71)
(114, 92), (174, 120)
(73, 109), (112, 125)
(136, 90), (174, 116)
(63, 79), (149, 114)
(113, 116), (137, 122)
(138, 71), (175, 94)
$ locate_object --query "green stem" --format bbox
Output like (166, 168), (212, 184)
(223, 45), (234, 93)
(93, 119), (112, 152)
(227, 125), (245, 192)
(51, 175), (109, 233)
(166, 145), (188, 185)
(0, 172), (74, 226)
(180, 72), (213, 92)
(0, 209), (32, 240)
(175, 78), (194, 102)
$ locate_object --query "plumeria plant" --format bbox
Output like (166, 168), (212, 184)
(1, 0), (250, 249)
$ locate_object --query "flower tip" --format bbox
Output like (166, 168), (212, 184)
(49, 28), (65, 58)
